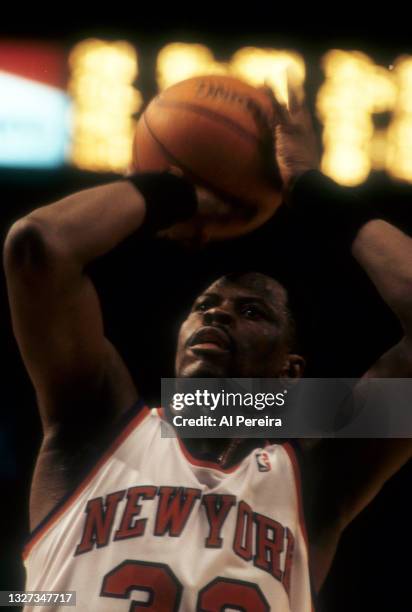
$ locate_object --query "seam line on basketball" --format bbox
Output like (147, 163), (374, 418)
(142, 112), (256, 213)
(153, 99), (261, 144)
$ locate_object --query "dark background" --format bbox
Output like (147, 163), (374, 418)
(1, 16), (411, 611)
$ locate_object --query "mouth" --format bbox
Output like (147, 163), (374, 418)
(187, 326), (234, 354)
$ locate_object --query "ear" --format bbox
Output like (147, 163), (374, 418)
(279, 353), (305, 379)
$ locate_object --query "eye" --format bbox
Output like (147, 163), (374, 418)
(194, 299), (211, 312)
(242, 305), (263, 319)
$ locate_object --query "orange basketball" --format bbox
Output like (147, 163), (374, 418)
(132, 75), (282, 240)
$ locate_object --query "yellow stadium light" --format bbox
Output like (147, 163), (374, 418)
(321, 147), (371, 186)
(386, 56), (412, 182)
(156, 43), (228, 90)
(386, 116), (412, 181)
(156, 44), (305, 107)
(370, 130), (389, 170)
(230, 48), (305, 105)
(318, 50), (397, 185)
(68, 39), (141, 172)
(393, 56), (412, 106)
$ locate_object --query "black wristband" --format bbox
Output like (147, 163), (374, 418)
(288, 170), (379, 246)
(127, 172), (198, 233)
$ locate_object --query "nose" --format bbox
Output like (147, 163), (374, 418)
(203, 306), (233, 327)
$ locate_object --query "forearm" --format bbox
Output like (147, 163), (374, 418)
(7, 172), (198, 273)
(289, 171), (412, 333)
(352, 219), (412, 335)
(24, 180), (146, 267)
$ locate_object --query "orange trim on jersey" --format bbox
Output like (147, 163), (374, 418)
(157, 406), (244, 473)
(176, 437), (244, 473)
(23, 405), (151, 561)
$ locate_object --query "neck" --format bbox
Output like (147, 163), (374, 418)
(182, 437), (253, 468)
(164, 404), (259, 468)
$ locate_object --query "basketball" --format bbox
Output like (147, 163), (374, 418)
(132, 75), (283, 239)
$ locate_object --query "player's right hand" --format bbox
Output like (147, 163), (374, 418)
(262, 74), (320, 196)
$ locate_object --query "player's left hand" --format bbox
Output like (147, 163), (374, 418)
(262, 76), (320, 196)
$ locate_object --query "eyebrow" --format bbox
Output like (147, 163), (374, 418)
(192, 292), (218, 308)
(236, 295), (278, 318)
(195, 292), (279, 319)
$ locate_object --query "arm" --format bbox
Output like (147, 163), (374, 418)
(307, 219), (412, 589)
(326, 221), (412, 527)
(4, 174), (197, 434)
(4, 180), (146, 433)
(269, 83), (412, 586)
(352, 219), (412, 377)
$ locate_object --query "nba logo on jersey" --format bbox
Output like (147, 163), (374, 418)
(256, 451), (271, 472)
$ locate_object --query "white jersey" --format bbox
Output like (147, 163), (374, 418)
(24, 406), (314, 611)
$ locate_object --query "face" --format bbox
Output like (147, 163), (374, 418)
(175, 277), (292, 378)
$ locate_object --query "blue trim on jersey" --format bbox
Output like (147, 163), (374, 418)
(23, 398), (147, 550)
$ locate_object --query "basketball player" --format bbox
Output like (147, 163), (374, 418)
(4, 92), (412, 611)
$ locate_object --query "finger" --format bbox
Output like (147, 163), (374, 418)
(262, 83), (291, 126)
(262, 81), (290, 122)
(258, 84), (274, 97)
(299, 107), (314, 135)
(168, 165), (184, 177)
(287, 86), (299, 115)
(273, 98), (291, 125)
(286, 70), (300, 115)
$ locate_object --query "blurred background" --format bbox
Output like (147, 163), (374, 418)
(1, 16), (411, 611)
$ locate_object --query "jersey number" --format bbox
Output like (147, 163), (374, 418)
(101, 560), (269, 611)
